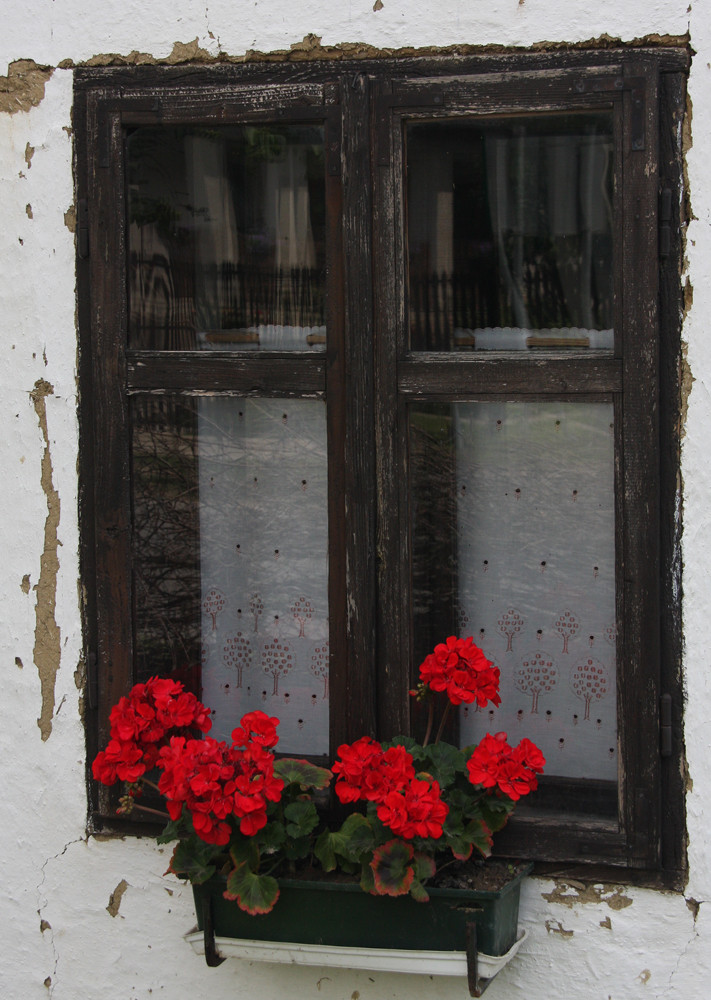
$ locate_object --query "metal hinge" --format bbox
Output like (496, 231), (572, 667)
(660, 693), (673, 757)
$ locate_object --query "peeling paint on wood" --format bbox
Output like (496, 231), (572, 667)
(30, 379), (61, 742)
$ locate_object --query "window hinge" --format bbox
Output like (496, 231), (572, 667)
(659, 188), (673, 260)
(77, 198), (89, 259)
(660, 693), (673, 757)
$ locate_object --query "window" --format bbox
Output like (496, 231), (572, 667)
(77, 48), (687, 882)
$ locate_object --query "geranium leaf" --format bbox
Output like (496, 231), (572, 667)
(284, 835), (312, 861)
(413, 852), (436, 882)
(229, 836), (260, 872)
(370, 839), (415, 897)
(409, 877), (430, 902)
(259, 820), (286, 853)
(166, 838), (219, 884)
(156, 816), (184, 845)
(314, 829), (339, 871)
(444, 829), (475, 861)
(284, 800), (319, 839)
(338, 812), (375, 862)
(274, 758), (332, 790)
(224, 862), (280, 915)
(420, 741), (465, 786)
(466, 819), (494, 859)
(360, 860), (376, 895)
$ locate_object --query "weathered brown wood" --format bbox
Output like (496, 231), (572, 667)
(340, 71), (378, 743)
(617, 59), (662, 869)
(126, 352), (326, 395)
(657, 68), (687, 878)
(84, 94), (135, 818)
(372, 74), (413, 740)
(398, 355), (623, 396)
(323, 94), (350, 759)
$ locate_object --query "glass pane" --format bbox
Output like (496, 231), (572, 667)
(406, 114), (614, 351)
(127, 125), (326, 351)
(409, 401), (617, 796)
(131, 394), (329, 756)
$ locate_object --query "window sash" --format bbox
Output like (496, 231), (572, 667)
(76, 51), (686, 876)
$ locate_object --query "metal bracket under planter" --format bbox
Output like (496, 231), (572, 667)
(188, 901), (528, 996)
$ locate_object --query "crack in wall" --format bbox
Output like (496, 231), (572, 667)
(37, 837), (87, 999)
(660, 900), (702, 997)
(30, 379), (62, 742)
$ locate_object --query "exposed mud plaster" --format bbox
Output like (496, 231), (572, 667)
(30, 379), (61, 742)
(53, 33), (691, 73)
(637, 969), (651, 984)
(39, 919), (51, 933)
(107, 879), (129, 917)
(15, 656), (23, 668)
(682, 92), (695, 221)
(686, 897), (701, 920)
(373, 0), (384, 9)
(25, 143), (34, 168)
(0, 60), (53, 115)
(26, 203), (33, 219)
(541, 881), (633, 910)
(64, 205), (76, 233)
(21, 573), (30, 593)
(600, 915), (612, 928)
(545, 919), (574, 938)
(680, 336), (694, 438)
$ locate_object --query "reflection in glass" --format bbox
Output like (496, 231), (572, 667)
(406, 114), (614, 351)
(127, 125), (326, 351)
(409, 401), (617, 786)
(131, 394), (329, 755)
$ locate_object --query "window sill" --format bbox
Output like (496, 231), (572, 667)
(184, 927), (528, 990)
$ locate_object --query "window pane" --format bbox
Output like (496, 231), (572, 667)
(409, 401), (617, 792)
(127, 125), (326, 351)
(406, 114), (614, 351)
(131, 394), (329, 755)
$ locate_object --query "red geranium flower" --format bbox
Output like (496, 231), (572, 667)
(417, 636), (502, 707)
(466, 731), (545, 802)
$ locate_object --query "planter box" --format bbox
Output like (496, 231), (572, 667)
(193, 864), (531, 957)
(189, 864), (532, 994)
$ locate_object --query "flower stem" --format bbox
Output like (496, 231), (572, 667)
(434, 701), (452, 745)
(422, 699), (435, 748)
(130, 802), (171, 821)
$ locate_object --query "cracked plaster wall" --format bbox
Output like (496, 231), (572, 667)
(1, 2), (711, 998)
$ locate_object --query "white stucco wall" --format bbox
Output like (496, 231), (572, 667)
(1, 2), (709, 997)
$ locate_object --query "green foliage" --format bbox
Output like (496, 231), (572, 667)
(224, 863), (280, 915)
(274, 758), (332, 790)
(167, 837), (221, 884)
(370, 840), (415, 897)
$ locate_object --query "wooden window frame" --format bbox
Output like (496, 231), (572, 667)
(76, 47), (688, 886)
